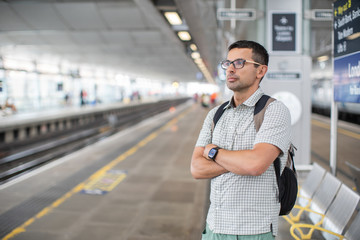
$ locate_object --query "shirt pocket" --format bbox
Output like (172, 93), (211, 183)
(233, 122), (255, 150)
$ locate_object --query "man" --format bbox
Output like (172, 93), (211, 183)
(191, 40), (291, 239)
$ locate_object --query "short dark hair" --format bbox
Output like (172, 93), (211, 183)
(228, 40), (269, 66)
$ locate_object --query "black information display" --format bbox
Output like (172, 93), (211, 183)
(272, 13), (296, 52)
(334, 0), (360, 58)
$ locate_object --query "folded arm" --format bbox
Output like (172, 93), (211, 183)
(191, 146), (229, 179)
(203, 143), (281, 176)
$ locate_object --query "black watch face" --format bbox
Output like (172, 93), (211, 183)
(209, 148), (217, 159)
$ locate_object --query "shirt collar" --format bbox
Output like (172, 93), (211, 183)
(223, 87), (264, 109)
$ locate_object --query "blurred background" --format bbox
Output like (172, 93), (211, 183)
(0, 0), (341, 117)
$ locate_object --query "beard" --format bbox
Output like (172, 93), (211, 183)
(226, 75), (250, 92)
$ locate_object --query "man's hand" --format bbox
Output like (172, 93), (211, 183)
(191, 146), (228, 179)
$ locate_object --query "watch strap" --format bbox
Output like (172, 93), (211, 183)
(209, 146), (221, 161)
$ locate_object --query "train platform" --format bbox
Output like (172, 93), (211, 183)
(0, 101), (209, 240)
(0, 100), (359, 240)
(0, 97), (189, 148)
(0, 103), (124, 127)
(0, 100), (152, 127)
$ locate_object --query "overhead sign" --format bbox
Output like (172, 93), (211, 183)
(271, 12), (296, 52)
(311, 9), (333, 21)
(217, 8), (256, 21)
(267, 72), (301, 80)
(333, 0), (360, 103)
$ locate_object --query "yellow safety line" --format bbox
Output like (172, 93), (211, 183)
(311, 119), (360, 140)
(2, 107), (191, 240)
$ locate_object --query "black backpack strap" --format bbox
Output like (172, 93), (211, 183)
(212, 101), (229, 130)
(254, 94), (271, 115)
(274, 158), (281, 192)
(213, 95), (275, 131)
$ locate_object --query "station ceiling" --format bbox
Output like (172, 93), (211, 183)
(0, 0), (333, 83)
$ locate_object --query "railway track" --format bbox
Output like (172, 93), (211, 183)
(0, 100), (188, 184)
(312, 107), (360, 126)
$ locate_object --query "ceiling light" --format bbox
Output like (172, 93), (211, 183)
(177, 31), (191, 41)
(172, 81), (179, 88)
(191, 52), (201, 59)
(317, 55), (329, 62)
(194, 58), (203, 64)
(164, 12), (182, 25)
(190, 44), (198, 51)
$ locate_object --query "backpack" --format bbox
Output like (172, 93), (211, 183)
(212, 94), (298, 216)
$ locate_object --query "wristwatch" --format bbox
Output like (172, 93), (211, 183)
(208, 147), (221, 161)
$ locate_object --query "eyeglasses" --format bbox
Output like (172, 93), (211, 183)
(220, 58), (262, 70)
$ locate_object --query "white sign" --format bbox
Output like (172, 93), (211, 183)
(217, 8), (256, 21)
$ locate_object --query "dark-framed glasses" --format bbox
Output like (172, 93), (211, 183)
(220, 58), (262, 70)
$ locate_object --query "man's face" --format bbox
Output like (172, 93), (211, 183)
(225, 48), (264, 92)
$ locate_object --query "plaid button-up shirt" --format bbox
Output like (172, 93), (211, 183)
(195, 88), (291, 236)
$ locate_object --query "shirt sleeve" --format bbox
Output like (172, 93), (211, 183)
(195, 107), (219, 147)
(254, 100), (291, 156)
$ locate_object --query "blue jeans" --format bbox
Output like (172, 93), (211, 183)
(202, 224), (275, 240)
